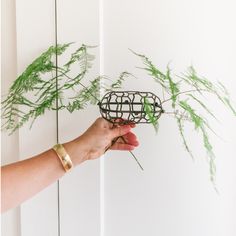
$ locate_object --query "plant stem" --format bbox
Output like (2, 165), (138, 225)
(55, 68), (101, 103)
(120, 136), (144, 171)
(161, 89), (209, 104)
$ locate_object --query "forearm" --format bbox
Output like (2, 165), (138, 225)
(1, 139), (88, 213)
(1, 118), (138, 213)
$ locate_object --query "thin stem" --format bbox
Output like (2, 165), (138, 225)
(162, 87), (165, 101)
(163, 110), (191, 121)
(55, 69), (100, 103)
(105, 125), (144, 171)
(161, 89), (209, 104)
(163, 111), (175, 115)
(120, 136), (144, 171)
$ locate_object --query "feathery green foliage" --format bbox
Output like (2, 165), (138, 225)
(132, 51), (236, 185)
(143, 97), (159, 133)
(1, 43), (128, 134)
(176, 116), (194, 159)
(129, 49), (167, 89)
(186, 94), (218, 121)
(110, 72), (134, 90)
(166, 67), (179, 108)
(179, 100), (204, 130)
(179, 100), (216, 182)
(2, 44), (235, 187)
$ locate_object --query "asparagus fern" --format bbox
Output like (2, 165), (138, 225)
(1, 43), (129, 134)
(2, 43), (235, 187)
(132, 51), (235, 185)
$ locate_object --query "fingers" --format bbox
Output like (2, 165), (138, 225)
(122, 132), (139, 146)
(109, 142), (136, 151)
(95, 117), (139, 151)
(97, 117), (136, 130)
(129, 123), (136, 128)
(109, 132), (139, 151)
(110, 125), (132, 139)
(95, 117), (113, 129)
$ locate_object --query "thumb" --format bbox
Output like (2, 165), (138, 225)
(111, 125), (131, 139)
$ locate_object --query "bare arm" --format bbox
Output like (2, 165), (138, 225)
(1, 118), (139, 213)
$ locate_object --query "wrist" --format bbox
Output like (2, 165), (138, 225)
(63, 138), (89, 166)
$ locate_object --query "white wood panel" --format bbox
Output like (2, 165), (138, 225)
(16, 0), (58, 235)
(56, 0), (101, 235)
(15, 0), (101, 235)
(103, 0), (236, 236)
(1, 0), (21, 234)
(12, 1), (236, 236)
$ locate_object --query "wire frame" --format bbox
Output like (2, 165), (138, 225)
(98, 91), (163, 125)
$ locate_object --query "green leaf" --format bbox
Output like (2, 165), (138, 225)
(217, 81), (229, 95)
(179, 100), (216, 184)
(130, 49), (168, 89)
(185, 66), (214, 91)
(143, 97), (159, 133)
(200, 126), (216, 184)
(109, 71), (133, 90)
(166, 67), (179, 108)
(64, 44), (95, 72)
(179, 100), (203, 130)
(186, 94), (218, 121)
(66, 76), (101, 112)
(1, 43), (97, 134)
(176, 116), (194, 159)
(222, 97), (236, 116)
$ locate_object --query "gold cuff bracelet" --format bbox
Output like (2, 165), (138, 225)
(53, 144), (73, 172)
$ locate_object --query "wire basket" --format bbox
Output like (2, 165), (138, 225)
(98, 91), (163, 125)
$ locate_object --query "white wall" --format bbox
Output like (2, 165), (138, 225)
(103, 1), (236, 236)
(15, 1), (59, 235)
(56, 1), (101, 235)
(1, 0), (21, 235)
(1, 0), (236, 236)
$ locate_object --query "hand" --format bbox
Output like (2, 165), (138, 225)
(65, 118), (139, 164)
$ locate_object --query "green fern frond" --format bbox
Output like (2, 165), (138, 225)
(1, 43), (98, 134)
(166, 67), (179, 108)
(130, 51), (235, 186)
(200, 126), (216, 183)
(176, 116), (194, 159)
(178, 99), (216, 183)
(186, 94), (218, 121)
(217, 81), (229, 95)
(222, 97), (236, 116)
(130, 49), (168, 89)
(2, 45), (235, 189)
(143, 97), (159, 132)
(179, 100), (204, 130)
(66, 76), (101, 113)
(184, 66), (214, 91)
(109, 71), (134, 90)
(64, 44), (95, 72)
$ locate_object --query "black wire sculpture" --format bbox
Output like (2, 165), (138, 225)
(99, 91), (164, 125)
(98, 91), (164, 170)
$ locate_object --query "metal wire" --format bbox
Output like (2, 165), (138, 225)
(54, 1), (61, 235)
(99, 91), (163, 125)
(98, 91), (164, 171)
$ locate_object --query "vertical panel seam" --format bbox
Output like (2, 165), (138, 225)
(54, 0), (61, 236)
(99, 0), (105, 235)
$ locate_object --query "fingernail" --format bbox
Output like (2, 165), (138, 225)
(134, 141), (139, 146)
(129, 123), (136, 128)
